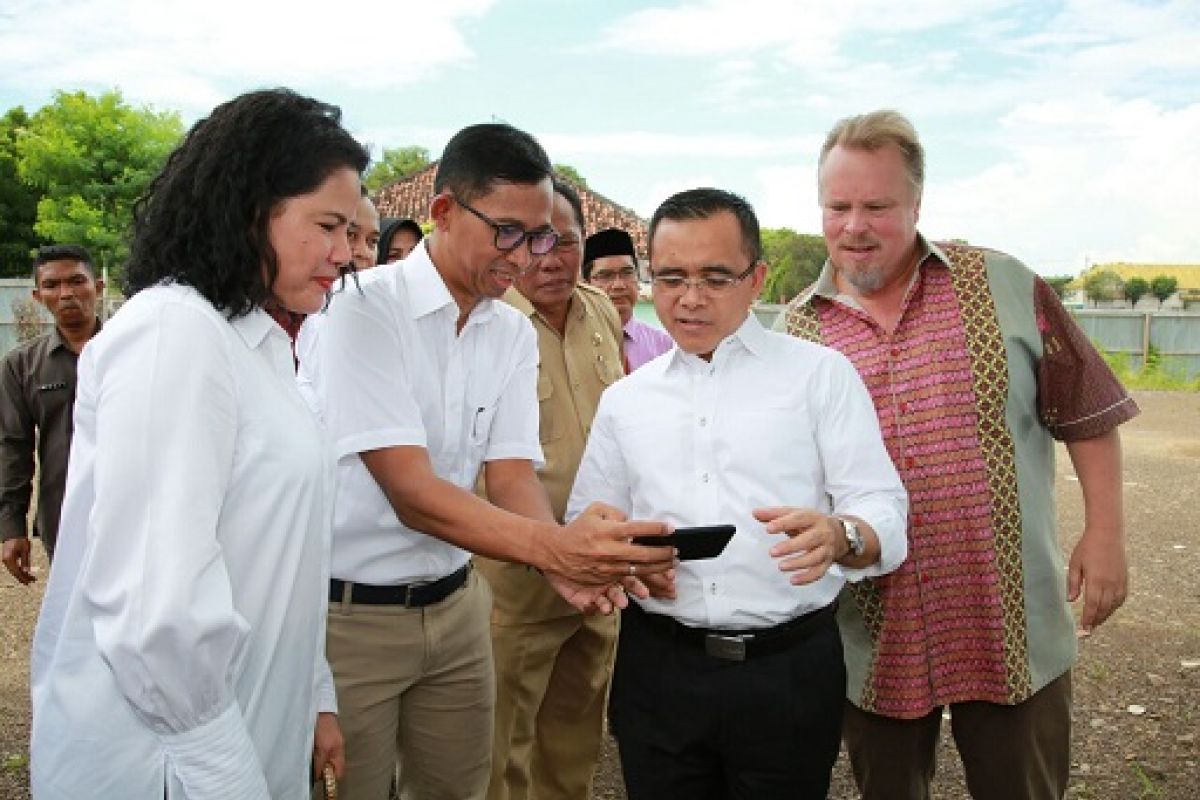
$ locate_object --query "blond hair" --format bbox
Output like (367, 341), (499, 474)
(819, 110), (925, 196)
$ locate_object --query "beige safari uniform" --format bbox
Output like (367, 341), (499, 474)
(476, 283), (624, 800)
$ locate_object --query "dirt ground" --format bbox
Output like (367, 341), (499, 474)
(1, 390), (1197, 799)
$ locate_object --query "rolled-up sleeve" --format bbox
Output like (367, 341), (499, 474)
(80, 302), (267, 797)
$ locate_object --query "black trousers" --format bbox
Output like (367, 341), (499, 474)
(610, 605), (846, 800)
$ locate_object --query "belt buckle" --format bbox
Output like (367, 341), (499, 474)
(704, 633), (748, 661)
(400, 584), (415, 607)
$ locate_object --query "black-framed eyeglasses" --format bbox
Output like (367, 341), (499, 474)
(590, 266), (639, 287)
(649, 261), (760, 294)
(454, 197), (559, 256)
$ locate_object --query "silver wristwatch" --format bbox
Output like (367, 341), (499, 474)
(839, 517), (865, 558)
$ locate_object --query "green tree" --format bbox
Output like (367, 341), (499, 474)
(1080, 268), (1124, 306)
(1043, 275), (1074, 300)
(1124, 276), (1150, 306)
(553, 163), (588, 189)
(1150, 275), (1178, 304)
(760, 228), (826, 303)
(15, 90), (182, 282)
(364, 145), (431, 192)
(0, 107), (46, 278)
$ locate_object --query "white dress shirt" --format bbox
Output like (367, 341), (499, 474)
(567, 314), (907, 630)
(31, 284), (335, 799)
(297, 241), (543, 585)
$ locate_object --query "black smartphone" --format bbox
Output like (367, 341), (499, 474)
(633, 524), (736, 561)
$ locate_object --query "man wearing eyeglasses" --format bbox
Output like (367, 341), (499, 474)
(583, 228), (673, 371)
(297, 124), (673, 800)
(567, 188), (908, 799)
(476, 177), (626, 800)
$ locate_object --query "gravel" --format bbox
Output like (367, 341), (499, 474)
(2, 390), (1197, 799)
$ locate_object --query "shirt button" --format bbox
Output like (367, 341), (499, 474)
(701, 472), (710, 483)
(699, 416), (708, 426)
(710, 582), (718, 595)
(890, 347), (901, 358)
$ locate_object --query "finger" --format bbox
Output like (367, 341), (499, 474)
(605, 584), (630, 611)
(778, 547), (834, 574)
(1079, 581), (1104, 632)
(611, 519), (670, 540)
(621, 576), (652, 600)
(769, 529), (823, 558)
(754, 506), (822, 535)
(752, 507), (791, 524)
(1066, 555), (1083, 602)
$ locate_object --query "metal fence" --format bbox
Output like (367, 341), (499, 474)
(4, 287), (1199, 380)
(754, 304), (1200, 379)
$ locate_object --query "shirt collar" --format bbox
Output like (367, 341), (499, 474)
(802, 232), (941, 310)
(231, 307), (279, 349)
(49, 317), (103, 353)
(664, 311), (765, 374)
(406, 239), (496, 326)
(504, 285), (588, 326)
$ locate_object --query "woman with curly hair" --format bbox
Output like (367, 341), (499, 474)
(30, 88), (368, 799)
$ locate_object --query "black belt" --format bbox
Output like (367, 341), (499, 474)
(329, 564), (470, 607)
(627, 601), (836, 662)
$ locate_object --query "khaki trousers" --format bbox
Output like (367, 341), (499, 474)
(325, 571), (494, 800)
(843, 671), (1072, 800)
(485, 610), (618, 800)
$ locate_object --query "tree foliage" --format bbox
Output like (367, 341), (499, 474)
(364, 145), (431, 192)
(1080, 268), (1124, 306)
(1043, 275), (1074, 300)
(1150, 275), (1178, 303)
(1124, 276), (1150, 306)
(0, 107), (46, 278)
(760, 228), (826, 303)
(15, 90), (182, 281)
(553, 163), (588, 189)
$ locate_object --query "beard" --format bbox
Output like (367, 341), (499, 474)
(840, 262), (888, 294)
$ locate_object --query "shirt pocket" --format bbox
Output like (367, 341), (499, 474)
(593, 349), (624, 386)
(537, 371), (563, 444)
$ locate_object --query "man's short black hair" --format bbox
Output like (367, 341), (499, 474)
(552, 176), (585, 234)
(648, 188), (761, 266)
(33, 244), (96, 283)
(433, 123), (552, 203)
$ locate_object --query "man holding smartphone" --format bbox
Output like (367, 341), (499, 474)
(567, 188), (908, 800)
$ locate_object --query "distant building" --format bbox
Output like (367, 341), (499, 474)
(1067, 263), (1200, 310)
(374, 163), (650, 260)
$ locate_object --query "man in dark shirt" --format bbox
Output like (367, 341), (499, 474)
(1, 244), (103, 583)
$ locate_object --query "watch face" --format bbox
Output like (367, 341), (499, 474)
(843, 520), (865, 556)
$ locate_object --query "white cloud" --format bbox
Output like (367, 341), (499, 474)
(0, 0), (493, 113)
(753, 164), (819, 232)
(541, 130), (821, 159)
(922, 96), (1200, 270)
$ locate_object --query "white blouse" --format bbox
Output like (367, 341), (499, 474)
(31, 284), (335, 799)
(567, 314), (908, 630)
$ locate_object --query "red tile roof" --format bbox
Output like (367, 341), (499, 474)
(373, 162), (650, 259)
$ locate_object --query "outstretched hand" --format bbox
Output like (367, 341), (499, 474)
(543, 503), (675, 586)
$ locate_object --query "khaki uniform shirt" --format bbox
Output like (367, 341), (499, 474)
(477, 283), (624, 622)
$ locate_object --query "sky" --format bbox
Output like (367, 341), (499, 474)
(1, 0), (1198, 276)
